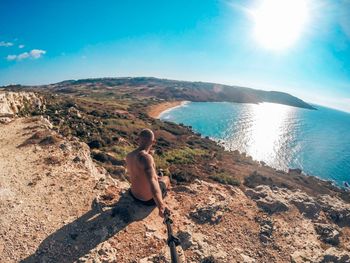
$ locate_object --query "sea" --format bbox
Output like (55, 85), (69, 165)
(160, 102), (350, 188)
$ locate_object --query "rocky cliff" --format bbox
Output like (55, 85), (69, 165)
(0, 92), (349, 262)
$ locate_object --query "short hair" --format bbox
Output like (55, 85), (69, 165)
(139, 128), (154, 141)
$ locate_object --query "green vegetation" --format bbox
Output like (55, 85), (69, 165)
(163, 147), (207, 165)
(111, 145), (135, 160)
(12, 82), (241, 185)
(153, 154), (169, 171)
(209, 172), (240, 186)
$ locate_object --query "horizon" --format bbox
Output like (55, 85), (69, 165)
(1, 0), (349, 112)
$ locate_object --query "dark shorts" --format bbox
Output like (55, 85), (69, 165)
(129, 181), (167, 206)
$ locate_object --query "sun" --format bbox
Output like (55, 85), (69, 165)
(251, 0), (310, 50)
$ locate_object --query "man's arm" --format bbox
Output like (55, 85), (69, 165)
(139, 152), (168, 217)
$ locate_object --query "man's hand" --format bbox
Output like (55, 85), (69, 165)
(158, 203), (170, 218)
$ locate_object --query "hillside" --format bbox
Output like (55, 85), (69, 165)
(3, 77), (315, 109)
(1, 116), (350, 263)
(0, 89), (349, 262)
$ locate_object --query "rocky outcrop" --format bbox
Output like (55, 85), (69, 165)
(189, 203), (230, 225)
(0, 91), (44, 118)
(255, 216), (274, 244)
(314, 223), (340, 246)
(318, 195), (350, 227)
(291, 247), (350, 263)
(246, 185), (350, 226)
(246, 185), (302, 215)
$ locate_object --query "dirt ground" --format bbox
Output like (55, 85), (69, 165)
(1, 118), (349, 263)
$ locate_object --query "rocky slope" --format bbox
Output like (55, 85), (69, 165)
(1, 92), (349, 263)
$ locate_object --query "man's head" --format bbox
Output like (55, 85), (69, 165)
(138, 128), (155, 148)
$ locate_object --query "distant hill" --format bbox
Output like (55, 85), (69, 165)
(3, 77), (315, 109)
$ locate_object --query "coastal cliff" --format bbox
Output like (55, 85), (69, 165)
(0, 90), (348, 262)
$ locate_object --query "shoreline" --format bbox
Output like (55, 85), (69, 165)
(147, 100), (187, 119)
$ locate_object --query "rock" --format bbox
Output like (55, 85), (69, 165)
(0, 117), (13, 124)
(256, 197), (289, 214)
(110, 165), (126, 179)
(290, 192), (321, 219)
(189, 232), (228, 261)
(314, 223), (340, 246)
(240, 253), (256, 263)
(189, 204), (227, 225)
(177, 231), (193, 250)
(59, 143), (71, 152)
(34, 145), (42, 152)
(291, 247), (350, 263)
(74, 142), (106, 180)
(200, 255), (219, 263)
(320, 247), (350, 263)
(73, 156), (81, 163)
(139, 245), (186, 263)
(255, 216), (274, 244)
(245, 186), (289, 214)
(246, 185), (321, 218)
(39, 116), (53, 129)
(260, 221), (273, 244)
(290, 250), (316, 263)
(68, 107), (82, 118)
(0, 91), (44, 117)
(289, 168), (302, 174)
(317, 195), (350, 227)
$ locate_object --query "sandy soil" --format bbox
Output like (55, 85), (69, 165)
(147, 101), (185, 118)
(0, 118), (106, 262)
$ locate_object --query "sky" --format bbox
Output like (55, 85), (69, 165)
(0, 0), (350, 112)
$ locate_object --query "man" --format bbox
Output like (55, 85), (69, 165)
(126, 129), (170, 217)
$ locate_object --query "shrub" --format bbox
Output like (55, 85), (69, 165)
(172, 169), (196, 182)
(153, 154), (168, 171)
(164, 147), (207, 165)
(88, 140), (103, 149)
(92, 152), (109, 163)
(243, 170), (271, 188)
(111, 145), (134, 160)
(209, 173), (240, 186)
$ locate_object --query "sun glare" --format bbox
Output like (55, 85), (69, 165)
(251, 0), (310, 50)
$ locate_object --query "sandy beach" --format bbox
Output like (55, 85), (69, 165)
(147, 100), (186, 118)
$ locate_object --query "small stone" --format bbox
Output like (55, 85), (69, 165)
(73, 156), (81, 163)
(314, 223), (340, 246)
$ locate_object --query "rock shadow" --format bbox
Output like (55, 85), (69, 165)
(21, 191), (154, 263)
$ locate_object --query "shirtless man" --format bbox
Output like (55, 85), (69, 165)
(126, 129), (170, 217)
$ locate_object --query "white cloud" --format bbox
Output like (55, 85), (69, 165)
(30, 49), (46, 59)
(6, 49), (46, 61)
(0, 41), (13, 47)
(6, 55), (17, 61)
(19, 44), (25, 49)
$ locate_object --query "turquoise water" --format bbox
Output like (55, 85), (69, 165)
(160, 102), (350, 187)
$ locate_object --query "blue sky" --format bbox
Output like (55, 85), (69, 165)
(0, 0), (349, 112)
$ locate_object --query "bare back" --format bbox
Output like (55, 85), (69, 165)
(126, 149), (155, 201)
